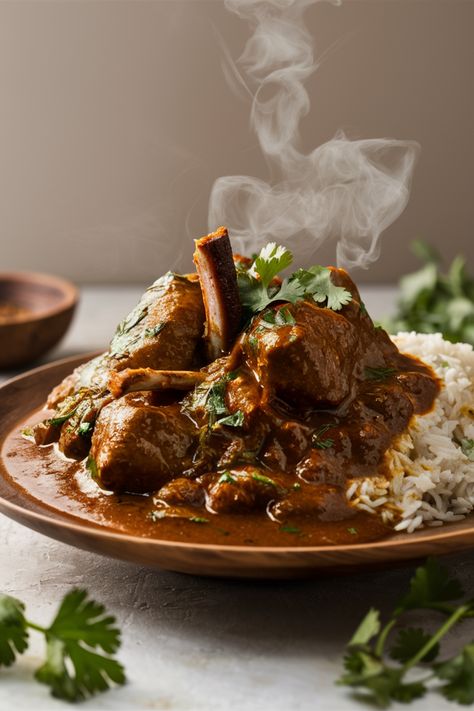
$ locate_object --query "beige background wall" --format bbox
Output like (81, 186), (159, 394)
(0, 0), (473, 283)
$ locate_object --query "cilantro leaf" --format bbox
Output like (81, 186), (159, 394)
(436, 644), (474, 705)
(348, 608), (381, 647)
(292, 266), (352, 311)
(386, 240), (474, 347)
(364, 366), (398, 382)
(237, 243), (351, 317)
(397, 558), (464, 613)
(251, 472), (278, 488)
(214, 410), (245, 428)
(390, 627), (439, 664)
(0, 594), (28, 666)
(35, 589), (125, 702)
(461, 438), (474, 461)
(251, 242), (293, 288)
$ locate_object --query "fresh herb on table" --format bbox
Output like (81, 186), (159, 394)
(337, 557), (474, 707)
(237, 242), (352, 317)
(0, 589), (125, 702)
(387, 240), (474, 345)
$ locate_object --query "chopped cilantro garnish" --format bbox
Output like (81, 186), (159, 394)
(218, 471), (236, 484)
(461, 438), (474, 461)
(364, 366), (398, 382)
(144, 322), (166, 338)
(237, 243), (352, 318)
(78, 421), (93, 436)
(280, 525), (302, 535)
(49, 407), (79, 427)
(86, 455), (99, 480)
(188, 516), (209, 524)
(347, 527), (358, 535)
(311, 424), (335, 450)
(251, 472), (278, 487)
(214, 410), (245, 429)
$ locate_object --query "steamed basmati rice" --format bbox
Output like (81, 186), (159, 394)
(346, 332), (474, 533)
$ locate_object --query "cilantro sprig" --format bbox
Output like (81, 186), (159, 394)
(237, 242), (352, 317)
(337, 558), (474, 707)
(0, 589), (125, 702)
(386, 240), (474, 345)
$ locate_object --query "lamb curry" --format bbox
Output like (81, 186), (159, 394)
(24, 228), (440, 546)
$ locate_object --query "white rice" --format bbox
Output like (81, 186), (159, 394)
(346, 332), (474, 533)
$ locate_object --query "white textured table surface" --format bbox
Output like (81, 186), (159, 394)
(0, 286), (473, 711)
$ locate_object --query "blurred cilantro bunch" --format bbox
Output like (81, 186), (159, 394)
(387, 241), (474, 344)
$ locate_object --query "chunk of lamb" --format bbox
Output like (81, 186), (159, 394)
(90, 394), (197, 493)
(35, 272), (205, 456)
(244, 300), (359, 407)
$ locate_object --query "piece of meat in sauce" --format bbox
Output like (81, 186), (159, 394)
(244, 299), (359, 407)
(35, 272), (205, 458)
(90, 393), (197, 493)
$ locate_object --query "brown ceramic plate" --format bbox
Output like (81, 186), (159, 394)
(1, 354), (474, 579)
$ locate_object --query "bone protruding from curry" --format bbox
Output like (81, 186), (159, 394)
(108, 368), (207, 398)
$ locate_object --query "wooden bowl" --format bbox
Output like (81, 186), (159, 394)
(0, 272), (78, 369)
(1, 354), (474, 579)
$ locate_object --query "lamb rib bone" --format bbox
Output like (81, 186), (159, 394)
(108, 368), (206, 398)
(193, 226), (242, 361)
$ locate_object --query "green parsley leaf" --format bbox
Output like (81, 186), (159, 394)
(461, 438), (474, 461)
(237, 243), (351, 318)
(86, 455), (99, 481)
(144, 322), (166, 338)
(35, 589), (125, 702)
(386, 241), (474, 347)
(396, 557), (464, 613)
(279, 525), (302, 535)
(337, 559), (474, 708)
(292, 266), (352, 311)
(214, 410), (245, 428)
(50, 407), (80, 427)
(189, 516), (209, 524)
(311, 424), (334, 450)
(436, 644), (474, 704)
(252, 242), (293, 288)
(0, 595), (28, 667)
(251, 472), (278, 488)
(217, 471), (236, 484)
(347, 527), (358, 535)
(78, 421), (93, 436)
(364, 366), (397, 382)
(348, 608), (381, 647)
(390, 627), (439, 664)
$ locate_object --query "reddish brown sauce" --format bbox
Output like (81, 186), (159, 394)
(4, 415), (389, 546)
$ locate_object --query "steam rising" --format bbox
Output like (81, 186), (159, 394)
(208, 0), (418, 269)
